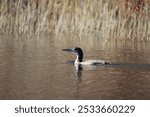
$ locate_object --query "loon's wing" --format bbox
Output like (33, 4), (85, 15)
(81, 60), (110, 65)
(93, 60), (110, 65)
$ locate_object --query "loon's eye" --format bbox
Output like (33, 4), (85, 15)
(73, 48), (77, 51)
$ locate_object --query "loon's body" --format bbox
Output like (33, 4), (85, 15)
(62, 47), (110, 65)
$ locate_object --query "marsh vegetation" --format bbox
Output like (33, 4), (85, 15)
(0, 0), (150, 45)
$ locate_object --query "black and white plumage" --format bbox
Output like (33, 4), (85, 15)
(62, 47), (110, 65)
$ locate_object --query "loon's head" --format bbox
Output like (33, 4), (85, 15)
(62, 47), (83, 62)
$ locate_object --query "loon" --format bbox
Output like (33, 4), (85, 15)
(62, 47), (110, 65)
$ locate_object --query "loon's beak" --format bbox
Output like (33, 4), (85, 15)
(62, 48), (75, 53)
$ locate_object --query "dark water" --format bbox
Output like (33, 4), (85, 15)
(0, 36), (150, 99)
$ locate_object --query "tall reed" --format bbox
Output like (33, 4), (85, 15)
(0, 0), (149, 42)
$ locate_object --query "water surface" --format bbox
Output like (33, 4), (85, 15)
(0, 36), (150, 99)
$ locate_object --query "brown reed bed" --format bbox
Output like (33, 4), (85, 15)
(0, 0), (150, 43)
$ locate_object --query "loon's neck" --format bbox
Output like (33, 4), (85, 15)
(75, 56), (82, 64)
